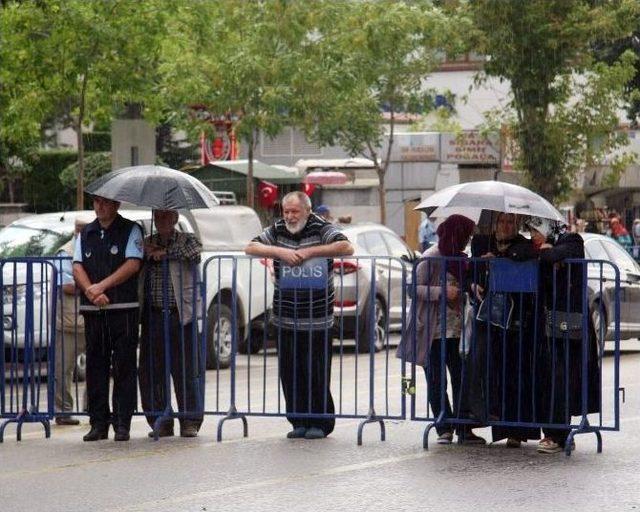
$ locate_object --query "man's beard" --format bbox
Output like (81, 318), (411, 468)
(285, 217), (307, 234)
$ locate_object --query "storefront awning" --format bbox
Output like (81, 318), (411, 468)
(201, 160), (302, 184)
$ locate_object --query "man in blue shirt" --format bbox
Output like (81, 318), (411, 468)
(54, 215), (91, 426)
(73, 196), (143, 442)
(418, 217), (439, 252)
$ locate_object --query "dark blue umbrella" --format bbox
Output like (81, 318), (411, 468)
(86, 165), (219, 210)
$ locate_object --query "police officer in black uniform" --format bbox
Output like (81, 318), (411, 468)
(73, 195), (143, 441)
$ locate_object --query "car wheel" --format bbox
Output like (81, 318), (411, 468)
(357, 296), (387, 353)
(206, 302), (234, 369)
(591, 301), (606, 351)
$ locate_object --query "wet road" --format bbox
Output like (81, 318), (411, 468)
(1, 342), (640, 512)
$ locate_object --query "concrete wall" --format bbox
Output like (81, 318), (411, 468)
(320, 187), (380, 224)
(111, 120), (156, 170)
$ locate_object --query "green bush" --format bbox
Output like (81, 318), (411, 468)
(60, 152), (111, 190)
(82, 132), (111, 152)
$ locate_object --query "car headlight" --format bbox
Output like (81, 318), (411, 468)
(2, 284), (42, 306)
(3, 284), (24, 306)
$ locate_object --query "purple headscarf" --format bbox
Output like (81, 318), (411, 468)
(436, 214), (476, 281)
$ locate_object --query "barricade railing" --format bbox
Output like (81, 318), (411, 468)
(1, 257), (57, 441)
(138, 258), (206, 440)
(1, 253), (621, 456)
(203, 254), (408, 445)
(408, 255), (621, 456)
(49, 255), (87, 424)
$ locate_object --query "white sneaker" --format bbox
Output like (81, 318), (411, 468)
(537, 438), (562, 454)
(437, 432), (453, 445)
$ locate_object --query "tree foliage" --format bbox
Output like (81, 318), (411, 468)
(1, 0), (170, 208)
(295, 0), (463, 223)
(157, 0), (310, 207)
(471, 0), (640, 202)
(594, 26), (640, 127)
(0, 2), (54, 201)
(59, 152), (111, 191)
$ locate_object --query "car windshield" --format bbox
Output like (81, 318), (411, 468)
(0, 225), (72, 257)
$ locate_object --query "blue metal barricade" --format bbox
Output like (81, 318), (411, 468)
(207, 255), (408, 445)
(138, 258), (207, 440)
(409, 255), (621, 456)
(1, 258), (57, 441)
(49, 255), (87, 424)
(49, 255), (208, 438)
(0, 251), (621, 456)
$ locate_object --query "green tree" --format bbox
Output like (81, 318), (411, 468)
(0, 2), (53, 202)
(594, 27), (640, 127)
(4, 0), (170, 210)
(471, 0), (640, 202)
(157, 0), (310, 208)
(296, 0), (462, 224)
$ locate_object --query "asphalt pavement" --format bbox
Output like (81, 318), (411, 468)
(2, 342), (640, 512)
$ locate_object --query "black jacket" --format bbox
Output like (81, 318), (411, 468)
(539, 232), (585, 314)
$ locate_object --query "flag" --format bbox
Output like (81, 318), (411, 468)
(258, 180), (278, 208)
(302, 183), (316, 196)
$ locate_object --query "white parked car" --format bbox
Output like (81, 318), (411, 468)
(1, 212), (79, 375)
(121, 207), (273, 369)
(2, 206), (273, 372)
(333, 223), (416, 352)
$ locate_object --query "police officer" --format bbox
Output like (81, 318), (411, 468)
(73, 195), (143, 442)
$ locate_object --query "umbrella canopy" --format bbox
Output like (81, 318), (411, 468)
(86, 165), (219, 210)
(415, 181), (564, 222)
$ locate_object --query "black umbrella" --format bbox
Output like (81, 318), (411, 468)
(85, 165), (219, 210)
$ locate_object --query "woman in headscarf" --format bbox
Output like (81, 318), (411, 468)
(467, 213), (539, 448)
(397, 214), (485, 445)
(609, 217), (633, 253)
(525, 217), (600, 454)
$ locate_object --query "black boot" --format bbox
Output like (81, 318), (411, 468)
(83, 426), (108, 442)
(114, 427), (130, 442)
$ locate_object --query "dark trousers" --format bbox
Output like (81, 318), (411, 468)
(83, 310), (138, 431)
(425, 337), (466, 436)
(539, 331), (601, 447)
(139, 309), (203, 431)
(278, 329), (335, 435)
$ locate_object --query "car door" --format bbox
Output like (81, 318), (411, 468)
(359, 230), (392, 310)
(601, 239), (640, 337)
(380, 231), (413, 326)
(584, 239), (622, 338)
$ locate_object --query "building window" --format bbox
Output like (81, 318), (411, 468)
(260, 128), (324, 157)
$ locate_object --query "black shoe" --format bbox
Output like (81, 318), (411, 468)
(304, 427), (326, 440)
(83, 427), (108, 442)
(180, 425), (198, 438)
(55, 416), (80, 426)
(286, 427), (307, 439)
(114, 428), (130, 442)
(148, 428), (174, 438)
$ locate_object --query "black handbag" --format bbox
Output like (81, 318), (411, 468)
(544, 309), (583, 339)
(476, 292), (514, 330)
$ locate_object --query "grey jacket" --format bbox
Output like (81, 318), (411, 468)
(396, 246), (448, 367)
(139, 232), (203, 326)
